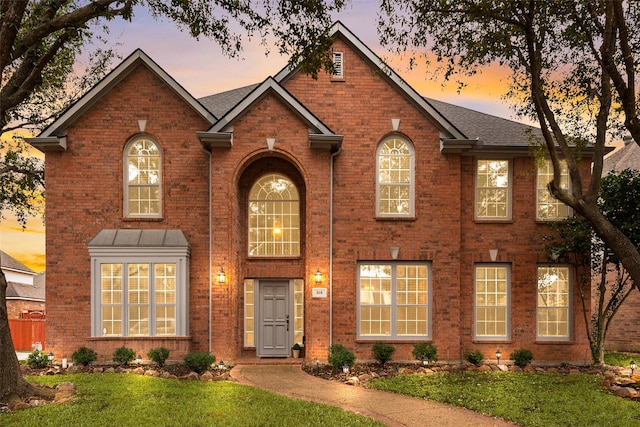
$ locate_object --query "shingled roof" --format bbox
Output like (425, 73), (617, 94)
(2, 251), (45, 301)
(1, 251), (35, 274)
(603, 139), (640, 175)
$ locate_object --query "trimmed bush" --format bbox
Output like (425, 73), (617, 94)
(147, 347), (170, 367)
(412, 342), (438, 363)
(372, 341), (395, 365)
(113, 346), (136, 365)
(465, 350), (484, 366)
(183, 352), (215, 373)
(72, 346), (98, 366)
(328, 344), (355, 371)
(27, 350), (50, 369)
(510, 348), (534, 368)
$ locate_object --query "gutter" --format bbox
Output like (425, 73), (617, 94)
(329, 145), (342, 348)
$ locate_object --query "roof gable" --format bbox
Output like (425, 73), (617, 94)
(27, 49), (217, 152)
(274, 21), (465, 141)
(197, 77), (342, 150)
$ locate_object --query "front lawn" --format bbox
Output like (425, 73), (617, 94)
(1, 373), (384, 427)
(369, 371), (640, 427)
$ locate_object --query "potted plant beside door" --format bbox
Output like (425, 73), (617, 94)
(292, 343), (302, 358)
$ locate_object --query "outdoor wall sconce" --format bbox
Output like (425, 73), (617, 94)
(136, 354), (142, 365)
(48, 352), (54, 367)
(496, 349), (502, 365)
(217, 267), (226, 284)
(631, 360), (637, 375)
(315, 268), (322, 284)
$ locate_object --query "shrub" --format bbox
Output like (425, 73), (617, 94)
(72, 346), (98, 366)
(27, 350), (50, 369)
(183, 352), (215, 373)
(510, 348), (534, 368)
(412, 342), (438, 363)
(372, 341), (395, 365)
(113, 346), (136, 365)
(328, 344), (355, 371)
(292, 343), (302, 351)
(465, 350), (484, 366)
(147, 347), (170, 367)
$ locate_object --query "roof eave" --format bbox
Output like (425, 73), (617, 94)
(197, 132), (233, 150)
(24, 136), (67, 152)
(309, 134), (343, 151)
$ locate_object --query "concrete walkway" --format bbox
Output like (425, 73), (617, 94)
(230, 364), (515, 427)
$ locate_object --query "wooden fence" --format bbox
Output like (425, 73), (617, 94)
(9, 319), (46, 351)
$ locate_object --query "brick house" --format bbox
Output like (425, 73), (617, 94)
(3, 251), (45, 320)
(600, 139), (640, 352)
(27, 22), (593, 364)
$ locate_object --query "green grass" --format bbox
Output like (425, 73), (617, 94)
(369, 371), (640, 427)
(605, 351), (640, 367)
(1, 374), (384, 427)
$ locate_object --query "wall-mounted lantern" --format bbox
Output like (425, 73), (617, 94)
(217, 267), (227, 284)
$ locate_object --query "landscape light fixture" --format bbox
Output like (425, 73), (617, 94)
(631, 360), (637, 376)
(48, 352), (54, 367)
(422, 357), (429, 366)
(342, 364), (350, 374)
(315, 268), (322, 284)
(496, 349), (502, 365)
(136, 354), (142, 365)
(218, 360), (225, 370)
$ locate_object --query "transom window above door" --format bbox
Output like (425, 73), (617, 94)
(248, 173), (300, 257)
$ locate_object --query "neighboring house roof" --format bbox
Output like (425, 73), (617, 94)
(1, 251), (36, 274)
(6, 274), (46, 302)
(603, 139), (640, 175)
(27, 49), (217, 152)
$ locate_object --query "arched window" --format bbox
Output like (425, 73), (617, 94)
(125, 138), (161, 217)
(248, 173), (300, 257)
(377, 136), (414, 217)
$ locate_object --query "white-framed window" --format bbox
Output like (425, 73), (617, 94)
(537, 266), (571, 340)
(332, 51), (344, 79)
(125, 137), (161, 218)
(357, 263), (431, 339)
(248, 173), (300, 257)
(475, 159), (511, 220)
(537, 159), (570, 220)
(89, 230), (189, 337)
(377, 136), (415, 217)
(474, 264), (510, 340)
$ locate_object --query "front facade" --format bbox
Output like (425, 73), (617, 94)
(29, 23), (592, 364)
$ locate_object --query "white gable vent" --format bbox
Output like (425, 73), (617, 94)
(332, 51), (344, 79)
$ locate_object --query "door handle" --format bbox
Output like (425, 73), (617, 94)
(286, 315), (289, 331)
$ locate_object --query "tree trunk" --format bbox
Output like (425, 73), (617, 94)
(0, 268), (34, 402)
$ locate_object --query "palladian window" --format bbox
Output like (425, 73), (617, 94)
(248, 174), (300, 257)
(125, 138), (161, 218)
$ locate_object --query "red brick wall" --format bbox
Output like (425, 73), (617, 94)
(44, 64), (211, 361)
(7, 300), (45, 319)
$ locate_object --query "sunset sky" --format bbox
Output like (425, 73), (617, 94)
(0, 2), (524, 273)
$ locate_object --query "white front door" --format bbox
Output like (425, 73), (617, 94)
(257, 280), (290, 357)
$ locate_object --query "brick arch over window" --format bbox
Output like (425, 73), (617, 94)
(124, 136), (161, 218)
(238, 157), (306, 259)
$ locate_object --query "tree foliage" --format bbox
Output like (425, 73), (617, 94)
(378, 0), (640, 290)
(545, 169), (640, 364)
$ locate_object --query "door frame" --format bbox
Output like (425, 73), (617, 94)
(255, 279), (293, 357)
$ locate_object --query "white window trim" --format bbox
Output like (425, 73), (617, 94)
(474, 263), (511, 341)
(474, 158), (513, 221)
(332, 51), (344, 79)
(124, 136), (162, 219)
(376, 136), (416, 218)
(89, 247), (189, 337)
(536, 265), (572, 341)
(536, 159), (572, 221)
(356, 262), (432, 340)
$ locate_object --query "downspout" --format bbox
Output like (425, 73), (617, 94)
(329, 146), (342, 348)
(205, 148), (213, 354)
